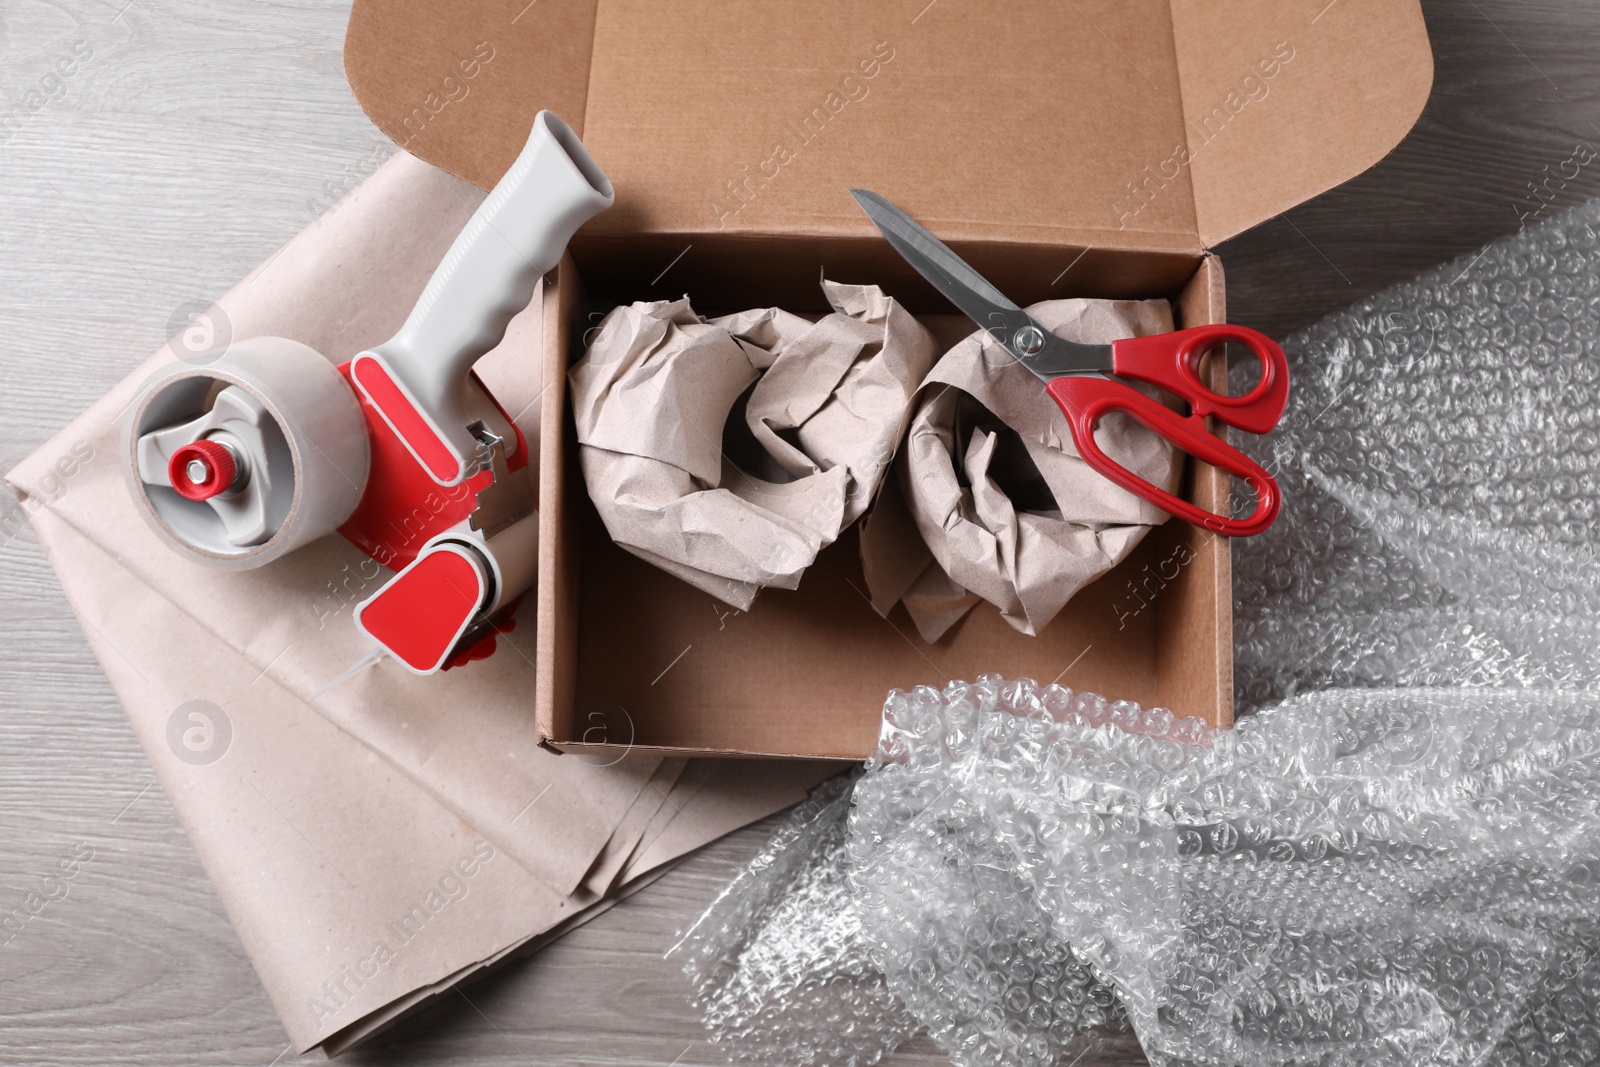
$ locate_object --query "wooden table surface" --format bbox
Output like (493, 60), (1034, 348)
(2, 1), (1596, 1064)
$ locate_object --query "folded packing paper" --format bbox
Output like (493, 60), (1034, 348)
(570, 284), (937, 610)
(5, 149), (837, 1055)
(861, 298), (1179, 642)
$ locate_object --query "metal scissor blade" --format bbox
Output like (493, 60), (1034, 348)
(850, 189), (1107, 377)
(851, 189), (1022, 319)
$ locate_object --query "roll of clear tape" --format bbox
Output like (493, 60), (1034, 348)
(123, 336), (370, 569)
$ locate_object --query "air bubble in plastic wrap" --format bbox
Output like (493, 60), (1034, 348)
(1233, 197), (1600, 709)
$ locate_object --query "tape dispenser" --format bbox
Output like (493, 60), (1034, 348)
(123, 111), (613, 674)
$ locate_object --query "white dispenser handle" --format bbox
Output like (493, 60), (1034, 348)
(350, 110), (614, 486)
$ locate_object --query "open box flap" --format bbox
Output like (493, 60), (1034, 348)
(343, 0), (1430, 253)
(344, 0), (601, 166)
(1169, 0), (1434, 246)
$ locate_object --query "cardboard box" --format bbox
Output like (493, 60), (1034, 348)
(343, 0), (1433, 759)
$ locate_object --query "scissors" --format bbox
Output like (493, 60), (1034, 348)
(851, 189), (1289, 538)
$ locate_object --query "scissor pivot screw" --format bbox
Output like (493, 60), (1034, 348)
(1013, 325), (1046, 356)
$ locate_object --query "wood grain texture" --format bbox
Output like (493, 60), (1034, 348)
(0, 1), (1591, 1064)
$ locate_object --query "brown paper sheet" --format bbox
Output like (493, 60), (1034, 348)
(569, 284), (937, 610)
(5, 149), (841, 1055)
(618, 758), (845, 882)
(577, 757), (686, 897)
(622, 760), (719, 878)
(861, 299), (1180, 642)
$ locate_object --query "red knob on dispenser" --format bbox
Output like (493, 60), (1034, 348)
(168, 440), (238, 501)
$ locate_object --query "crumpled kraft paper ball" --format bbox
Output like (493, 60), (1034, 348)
(570, 280), (937, 610)
(861, 298), (1180, 642)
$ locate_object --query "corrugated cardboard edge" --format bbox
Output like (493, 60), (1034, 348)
(1162, 254), (1233, 725)
(535, 257), (584, 750)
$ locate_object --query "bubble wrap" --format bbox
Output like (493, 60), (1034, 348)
(683, 680), (1600, 1067)
(849, 682), (1137, 1067)
(671, 774), (921, 1067)
(676, 201), (1600, 1067)
(1233, 198), (1600, 708)
(851, 678), (1600, 1067)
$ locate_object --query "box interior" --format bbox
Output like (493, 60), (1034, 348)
(536, 242), (1232, 759)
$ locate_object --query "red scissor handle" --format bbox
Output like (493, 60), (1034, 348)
(1109, 324), (1289, 436)
(1046, 375), (1281, 538)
